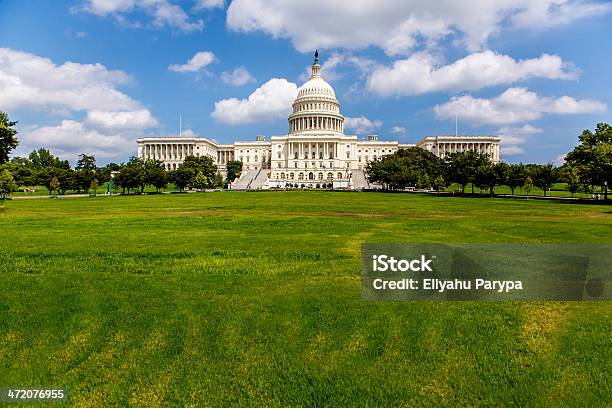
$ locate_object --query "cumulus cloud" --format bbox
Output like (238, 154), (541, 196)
(390, 126), (407, 135)
(367, 51), (578, 97)
(227, 0), (612, 54)
(434, 87), (607, 125)
(85, 109), (158, 131)
(77, 0), (204, 32)
(169, 51), (215, 73)
(211, 78), (298, 125)
(0, 48), (137, 113)
(17, 120), (137, 161)
(1, 48), (158, 162)
(220, 67), (255, 86)
(344, 116), (383, 135)
(496, 124), (543, 155)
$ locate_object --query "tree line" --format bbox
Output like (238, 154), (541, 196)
(366, 122), (611, 199)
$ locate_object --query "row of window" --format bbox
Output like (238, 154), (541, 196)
(276, 172), (344, 181)
(293, 102), (338, 113)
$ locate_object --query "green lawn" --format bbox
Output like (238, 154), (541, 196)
(0, 192), (610, 407)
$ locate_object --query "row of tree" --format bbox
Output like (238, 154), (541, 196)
(366, 122), (611, 199)
(1, 149), (244, 195)
(366, 148), (561, 196)
(113, 155), (243, 194)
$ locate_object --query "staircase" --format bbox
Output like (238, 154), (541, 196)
(232, 169), (258, 190)
(249, 169), (269, 190)
(351, 169), (370, 190)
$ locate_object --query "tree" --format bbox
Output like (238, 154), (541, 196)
(143, 159), (167, 192)
(57, 169), (76, 194)
(473, 162), (497, 196)
(76, 154), (96, 170)
(90, 178), (99, 196)
(168, 166), (194, 191)
(566, 167), (580, 198)
(49, 176), (60, 196)
(366, 147), (443, 190)
(0, 169), (17, 200)
(29, 149), (69, 169)
(445, 151), (489, 194)
(566, 122), (612, 199)
(0, 112), (18, 165)
(532, 164), (559, 197)
(506, 163), (526, 195)
(192, 171), (208, 190)
(115, 157), (144, 194)
(226, 160), (243, 183)
(181, 155), (220, 188)
(432, 174), (446, 194)
(75, 168), (96, 193)
(523, 176), (533, 195)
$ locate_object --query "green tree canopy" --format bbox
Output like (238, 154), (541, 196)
(0, 112), (18, 165)
(0, 169), (17, 199)
(226, 160), (243, 183)
(566, 122), (612, 199)
(366, 147), (443, 190)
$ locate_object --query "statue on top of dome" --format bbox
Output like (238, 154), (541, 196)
(314, 50), (319, 64)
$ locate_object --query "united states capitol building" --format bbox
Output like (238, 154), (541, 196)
(137, 52), (500, 189)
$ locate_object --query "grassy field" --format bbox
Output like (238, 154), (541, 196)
(0, 192), (610, 407)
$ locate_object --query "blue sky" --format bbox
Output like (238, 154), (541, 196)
(1, 0), (610, 164)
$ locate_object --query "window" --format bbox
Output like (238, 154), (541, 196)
(346, 151), (350, 159)
(358, 156), (362, 162)
(298, 173), (304, 180)
(290, 173), (294, 179)
(294, 152), (298, 159)
(318, 172), (323, 180)
(327, 172), (333, 180)
(294, 162), (298, 168)
(277, 152), (281, 159)
(255, 155), (258, 162)
(308, 172), (314, 180)
(281, 173), (285, 179)
(337, 172), (343, 179)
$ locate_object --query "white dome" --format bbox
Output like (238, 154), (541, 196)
(296, 77), (336, 99)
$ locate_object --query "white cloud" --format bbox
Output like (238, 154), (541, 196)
(195, 0), (224, 9)
(226, 0), (612, 54)
(1, 48), (158, 162)
(0, 48), (137, 113)
(390, 126), (407, 135)
(86, 109), (158, 131)
(211, 78), (298, 125)
(434, 87), (607, 125)
(220, 67), (255, 86)
(344, 116), (383, 135)
(17, 120), (136, 161)
(367, 51), (578, 97)
(78, 0), (204, 32)
(497, 124), (543, 155)
(168, 51), (215, 73)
